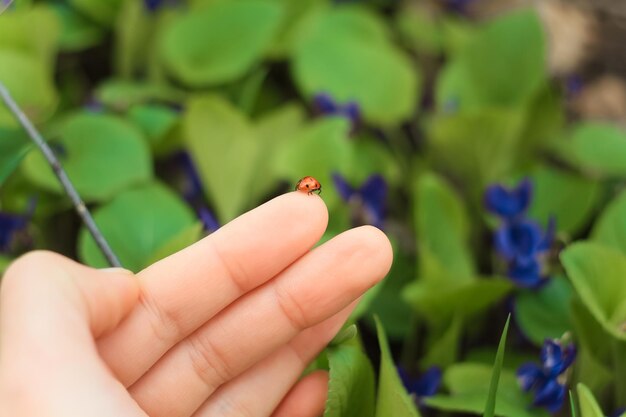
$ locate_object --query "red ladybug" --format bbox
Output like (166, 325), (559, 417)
(295, 176), (322, 195)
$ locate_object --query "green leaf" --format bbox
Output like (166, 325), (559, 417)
(68, 0), (124, 26)
(484, 315), (511, 417)
(0, 5), (60, 67)
(422, 315), (462, 368)
(592, 190), (626, 255)
(403, 273), (512, 326)
(447, 9), (545, 109)
(374, 317), (421, 417)
(183, 95), (260, 222)
(0, 128), (32, 186)
(147, 222), (204, 265)
(426, 109), (526, 191)
(561, 242), (626, 341)
(514, 277), (574, 346)
(273, 116), (352, 207)
(78, 182), (197, 272)
(528, 166), (600, 235)
(114, 0), (152, 78)
(576, 384), (604, 417)
(128, 104), (179, 147)
(51, 2), (105, 51)
(160, 0), (284, 86)
(0, 50), (58, 127)
(95, 80), (187, 111)
(425, 363), (550, 417)
(324, 345), (376, 417)
(291, 5), (419, 125)
(22, 112), (153, 202)
(414, 173), (474, 279)
(565, 122), (626, 177)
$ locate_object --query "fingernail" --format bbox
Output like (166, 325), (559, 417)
(100, 267), (134, 275)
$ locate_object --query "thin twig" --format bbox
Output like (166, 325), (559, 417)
(0, 81), (122, 268)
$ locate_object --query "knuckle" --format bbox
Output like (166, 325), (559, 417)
(186, 331), (234, 388)
(138, 284), (185, 346)
(210, 241), (250, 294)
(273, 284), (309, 331)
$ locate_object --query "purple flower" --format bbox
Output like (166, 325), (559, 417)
(441, 0), (475, 14)
(397, 366), (442, 401)
(0, 212), (26, 251)
(313, 93), (360, 131)
(517, 339), (576, 413)
(540, 339), (576, 378)
(143, 0), (181, 12)
(484, 178), (533, 220)
(198, 207), (220, 234)
(332, 173), (387, 229)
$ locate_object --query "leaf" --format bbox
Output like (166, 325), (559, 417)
(324, 345), (376, 417)
(68, 0), (124, 26)
(422, 315), (463, 368)
(576, 384), (604, 417)
(561, 242), (626, 341)
(128, 104), (179, 147)
(160, 0), (284, 86)
(414, 173), (474, 279)
(363, 250), (414, 339)
(95, 79), (187, 111)
(78, 182), (197, 272)
(592, 190), (626, 255)
(446, 9), (545, 109)
(0, 5), (61, 67)
(528, 166), (600, 235)
(403, 273), (512, 326)
(51, 2), (105, 51)
(514, 277), (574, 346)
(565, 122), (626, 177)
(183, 95), (260, 223)
(0, 128), (32, 186)
(147, 222), (204, 265)
(114, 0), (152, 78)
(272, 116), (352, 207)
(426, 109), (526, 191)
(22, 112), (153, 202)
(425, 363), (550, 417)
(484, 315), (511, 417)
(374, 317), (421, 417)
(0, 50), (58, 127)
(291, 5), (419, 125)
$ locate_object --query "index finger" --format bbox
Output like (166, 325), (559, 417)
(97, 192), (328, 386)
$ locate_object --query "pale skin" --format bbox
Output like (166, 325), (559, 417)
(0, 192), (393, 417)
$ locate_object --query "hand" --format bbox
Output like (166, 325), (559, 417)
(0, 192), (392, 417)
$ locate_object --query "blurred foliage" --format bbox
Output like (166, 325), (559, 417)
(1, 0), (626, 415)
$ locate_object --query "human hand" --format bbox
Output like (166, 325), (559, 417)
(0, 192), (392, 417)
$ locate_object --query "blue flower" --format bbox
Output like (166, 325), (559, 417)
(0, 212), (28, 252)
(494, 218), (553, 265)
(198, 207), (220, 234)
(517, 339), (576, 413)
(441, 0), (475, 14)
(540, 339), (576, 378)
(313, 93), (360, 131)
(397, 366), (442, 401)
(332, 173), (387, 229)
(143, 0), (180, 12)
(485, 178), (533, 220)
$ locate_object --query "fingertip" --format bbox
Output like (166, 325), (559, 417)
(349, 225), (394, 280)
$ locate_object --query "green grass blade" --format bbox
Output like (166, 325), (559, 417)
(569, 390), (578, 417)
(483, 314), (511, 417)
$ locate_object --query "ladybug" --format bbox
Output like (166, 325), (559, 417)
(295, 176), (322, 195)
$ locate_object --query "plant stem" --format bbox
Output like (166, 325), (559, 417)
(612, 338), (626, 408)
(0, 82), (122, 268)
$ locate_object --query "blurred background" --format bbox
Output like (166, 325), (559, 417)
(2, 0), (626, 416)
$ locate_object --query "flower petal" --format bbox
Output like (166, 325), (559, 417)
(517, 362), (543, 391)
(332, 172), (355, 202)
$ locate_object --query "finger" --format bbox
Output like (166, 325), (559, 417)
(129, 226), (392, 417)
(0, 251), (144, 417)
(98, 192), (328, 386)
(192, 302), (356, 417)
(271, 371), (328, 417)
